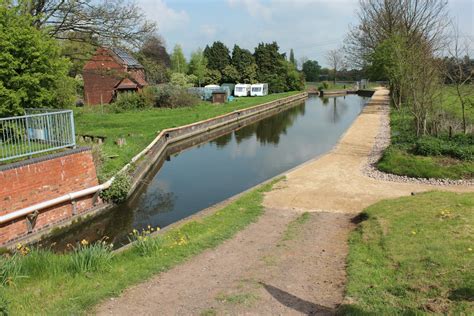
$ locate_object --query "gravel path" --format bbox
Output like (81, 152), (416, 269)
(96, 89), (473, 315)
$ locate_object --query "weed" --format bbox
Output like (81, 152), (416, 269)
(69, 240), (114, 274)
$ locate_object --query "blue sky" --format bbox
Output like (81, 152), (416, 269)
(137, 0), (474, 67)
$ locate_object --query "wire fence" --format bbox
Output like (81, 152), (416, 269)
(0, 109), (76, 162)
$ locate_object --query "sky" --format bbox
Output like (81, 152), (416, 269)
(137, 0), (474, 67)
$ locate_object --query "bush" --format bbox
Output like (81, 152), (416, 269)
(69, 240), (113, 274)
(414, 136), (473, 161)
(151, 84), (200, 108)
(100, 173), (131, 204)
(111, 91), (152, 112)
(317, 81), (329, 91)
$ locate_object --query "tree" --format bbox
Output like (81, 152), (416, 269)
(203, 69), (221, 86)
(171, 44), (187, 74)
(285, 61), (305, 91)
(289, 49), (297, 68)
(254, 42), (288, 92)
(0, 5), (75, 116)
(326, 49), (344, 85)
(14, 0), (155, 47)
(203, 41), (231, 72)
(302, 60), (321, 82)
(188, 49), (208, 87)
(444, 24), (474, 134)
(231, 45), (257, 83)
(140, 34), (171, 68)
(345, 0), (449, 67)
(222, 65), (240, 83)
(170, 73), (196, 88)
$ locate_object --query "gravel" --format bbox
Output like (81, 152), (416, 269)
(362, 103), (474, 187)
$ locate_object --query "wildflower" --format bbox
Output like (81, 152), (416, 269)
(81, 239), (89, 246)
(411, 231), (417, 235)
(469, 248), (473, 252)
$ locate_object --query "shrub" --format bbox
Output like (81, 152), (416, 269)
(317, 81), (329, 91)
(414, 136), (474, 161)
(100, 173), (131, 204)
(0, 254), (21, 287)
(151, 84), (200, 108)
(69, 240), (113, 274)
(128, 226), (162, 256)
(111, 91), (152, 112)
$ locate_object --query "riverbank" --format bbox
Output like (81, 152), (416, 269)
(75, 92), (300, 180)
(95, 88), (473, 314)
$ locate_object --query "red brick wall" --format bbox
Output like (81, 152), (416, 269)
(0, 149), (99, 245)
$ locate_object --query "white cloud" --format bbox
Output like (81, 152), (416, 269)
(140, 0), (190, 33)
(200, 24), (218, 38)
(227, 0), (272, 22)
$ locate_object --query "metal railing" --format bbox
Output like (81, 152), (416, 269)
(0, 109), (76, 162)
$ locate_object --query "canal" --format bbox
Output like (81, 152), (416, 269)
(45, 95), (368, 249)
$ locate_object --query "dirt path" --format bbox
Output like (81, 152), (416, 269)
(97, 89), (473, 315)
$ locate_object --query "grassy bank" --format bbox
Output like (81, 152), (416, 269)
(377, 87), (474, 180)
(342, 191), (474, 314)
(75, 92), (299, 180)
(0, 178), (281, 314)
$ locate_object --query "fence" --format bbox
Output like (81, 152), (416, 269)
(0, 109), (76, 162)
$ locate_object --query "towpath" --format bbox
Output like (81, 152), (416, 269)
(96, 89), (472, 315)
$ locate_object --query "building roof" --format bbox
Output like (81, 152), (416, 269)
(111, 48), (143, 69)
(115, 78), (140, 90)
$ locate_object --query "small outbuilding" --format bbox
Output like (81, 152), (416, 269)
(83, 47), (148, 105)
(212, 90), (227, 104)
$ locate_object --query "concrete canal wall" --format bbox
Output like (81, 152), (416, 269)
(0, 148), (98, 245)
(0, 92), (307, 247)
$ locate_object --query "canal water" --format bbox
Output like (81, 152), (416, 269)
(45, 95), (368, 249)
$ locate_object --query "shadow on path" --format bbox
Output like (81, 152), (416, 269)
(260, 282), (334, 315)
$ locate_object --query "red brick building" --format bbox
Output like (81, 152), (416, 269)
(83, 47), (148, 105)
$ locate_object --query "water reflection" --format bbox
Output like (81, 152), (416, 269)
(45, 95), (368, 249)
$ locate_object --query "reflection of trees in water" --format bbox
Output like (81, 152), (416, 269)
(133, 187), (176, 224)
(322, 97), (329, 105)
(327, 97), (349, 124)
(212, 133), (232, 148)
(234, 103), (306, 145)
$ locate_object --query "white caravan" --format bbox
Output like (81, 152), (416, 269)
(250, 83), (268, 97)
(234, 84), (251, 97)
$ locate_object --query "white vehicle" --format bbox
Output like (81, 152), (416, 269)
(234, 84), (251, 97)
(204, 84), (220, 89)
(250, 83), (268, 97)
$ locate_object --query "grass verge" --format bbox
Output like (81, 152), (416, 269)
(1, 178), (282, 314)
(342, 191), (474, 314)
(74, 92), (299, 180)
(377, 93), (473, 180)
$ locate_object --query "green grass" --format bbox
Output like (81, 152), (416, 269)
(342, 192), (474, 314)
(281, 212), (310, 242)
(377, 86), (474, 180)
(215, 292), (259, 306)
(1, 178), (282, 315)
(74, 92), (299, 180)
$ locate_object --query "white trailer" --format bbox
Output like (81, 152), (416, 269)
(234, 84), (251, 97)
(250, 83), (268, 97)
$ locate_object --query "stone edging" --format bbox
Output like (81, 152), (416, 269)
(362, 96), (473, 186)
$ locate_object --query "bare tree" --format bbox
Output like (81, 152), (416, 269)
(345, 0), (449, 67)
(326, 49), (344, 85)
(444, 23), (474, 134)
(18, 0), (156, 47)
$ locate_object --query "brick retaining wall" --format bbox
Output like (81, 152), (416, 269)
(0, 148), (99, 245)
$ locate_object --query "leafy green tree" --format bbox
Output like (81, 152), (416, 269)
(188, 49), (208, 87)
(289, 49), (297, 68)
(0, 5), (75, 116)
(222, 65), (240, 83)
(231, 45), (257, 83)
(302, 60), (321, 82)
(170, 72), (195, 88)
(203, 69), (222, 86)
(286, 61), (305, 91)
(171, 44), (187, 74)
(203, 41), (231, 73)
(254, 42), (288, 92)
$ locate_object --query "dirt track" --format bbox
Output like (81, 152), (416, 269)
(96, 89), (473, 315)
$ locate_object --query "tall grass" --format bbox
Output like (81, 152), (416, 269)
(0, 254), (21, 287)
(69, 241), (114, 274)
